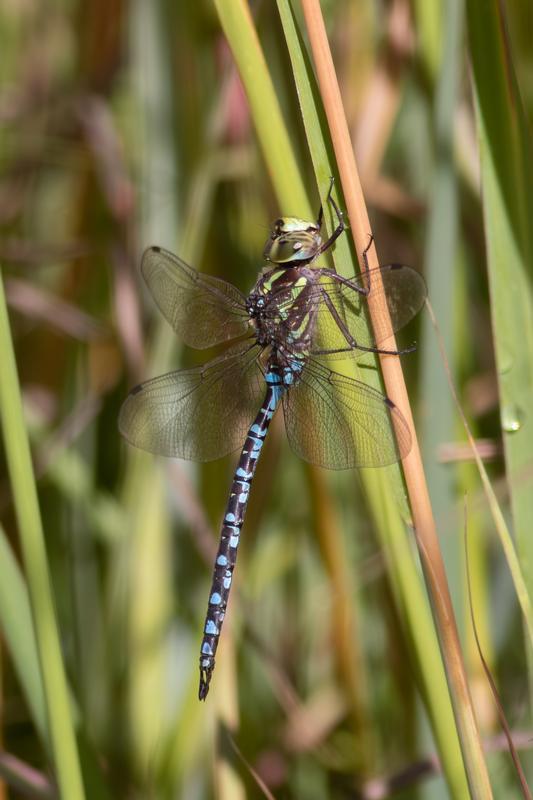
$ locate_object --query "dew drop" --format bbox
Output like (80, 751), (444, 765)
(501, 404), (524, 433)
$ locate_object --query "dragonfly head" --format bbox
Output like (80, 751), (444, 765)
(263, 217), (322, 265)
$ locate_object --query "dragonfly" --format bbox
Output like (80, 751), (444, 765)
(118, 180), (426, 700)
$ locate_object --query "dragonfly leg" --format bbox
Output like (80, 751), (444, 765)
(361, 234), (374, 292)
(312, 288), (416, 358)
(315, 178), (347, 258)
(316, 267), (369, 297)
(319, 288), (359, 351)
(313, 342), (418, 357)
(316, 234), (376, 294)
(315, 176), (335, 230)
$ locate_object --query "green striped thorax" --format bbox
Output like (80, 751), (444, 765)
(263, 217), (322, 265)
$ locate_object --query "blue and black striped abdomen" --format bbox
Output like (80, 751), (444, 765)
(198, 368), (287, 699)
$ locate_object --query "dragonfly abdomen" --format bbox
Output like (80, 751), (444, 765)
(198, 366), (287, 700)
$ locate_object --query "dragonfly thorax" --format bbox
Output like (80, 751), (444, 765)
(263, 216), (322, 265)
(247, 265), (317, 355)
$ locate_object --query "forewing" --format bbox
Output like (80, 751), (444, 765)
(282, 358), (411, 469)
(119, 343), (265, 461)
(271, 265), (426, 358)
(141, 246), (250, 348)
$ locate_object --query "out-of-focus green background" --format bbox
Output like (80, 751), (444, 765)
(1, 1), (532, 798)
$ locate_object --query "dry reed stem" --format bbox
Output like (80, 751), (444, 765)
(300, 1), (491, 796)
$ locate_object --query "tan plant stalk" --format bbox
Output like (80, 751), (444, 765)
(300, 1), (492, 796)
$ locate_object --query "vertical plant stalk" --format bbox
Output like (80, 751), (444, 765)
(126, 0), (177, 773)
(214, 0), (378, 778)
(0, 649), (4, 800)
(306, 464), (376, 770)
(0, 525), (48, 742)
(419, 0), (462, 595)
(466, 0), (533, 704)
(213, 1), (376, 766)
(299, 1), (492, 796)
(274, 6), (467, 791)
(214, 0), (309, 214)
(0, 269), (85, 800)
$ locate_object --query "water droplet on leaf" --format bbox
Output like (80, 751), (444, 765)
(501, 404), (524, 433)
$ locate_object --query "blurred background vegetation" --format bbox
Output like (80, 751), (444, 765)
(0, 0), (532, 798)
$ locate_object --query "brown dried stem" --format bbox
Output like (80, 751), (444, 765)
(300, 1), (492, 796)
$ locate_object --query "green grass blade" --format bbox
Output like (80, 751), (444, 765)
(214, 0), (309, 215)
(277, 2), (470, 795)
(214, 0), (379, 774)
(419, 0), (463, 599)
(214, 0), (472, 794)
(0, 525), (48, 742)
(0, 269), (85, 799)
(466, 0), (533, 693)
(275, 1), (353, 273)
(124, 0), (178, 774)
(412, 0), (443, 82)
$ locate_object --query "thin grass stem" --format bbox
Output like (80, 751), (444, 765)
(0, 269), (85, 799)
(299, 1), (492, 796)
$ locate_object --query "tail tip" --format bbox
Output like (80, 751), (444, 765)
(198, 663), (214, 701)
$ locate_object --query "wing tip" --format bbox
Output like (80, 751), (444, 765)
(387, 401), (412, 461)
(143, 244), (161, 255)
(141, 244), (164, 276)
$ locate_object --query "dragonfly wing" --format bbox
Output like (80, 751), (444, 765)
(282, 358), (411, 469)
(142, 246), (250, 349)
(119, 342), (265, 461)
(271, 265), (426, 358)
